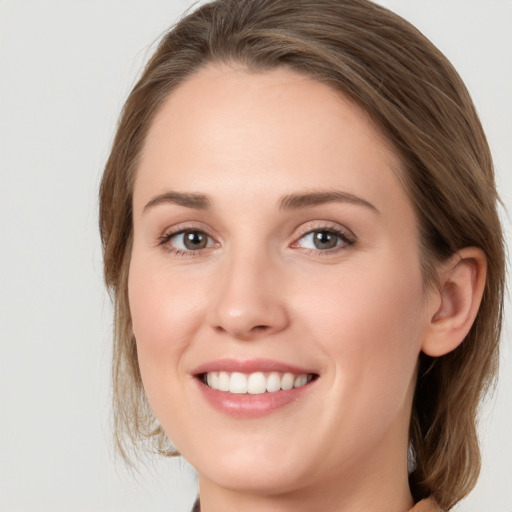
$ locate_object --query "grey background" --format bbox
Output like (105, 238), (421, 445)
(0, 1), (510, 510)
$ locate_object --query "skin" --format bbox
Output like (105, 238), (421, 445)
(128, 64), (476, 512)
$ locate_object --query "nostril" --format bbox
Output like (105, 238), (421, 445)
(252, 325), (270, 332)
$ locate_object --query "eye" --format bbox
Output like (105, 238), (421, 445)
(163, 229), (216, 253)
(294, 228), (354, 251)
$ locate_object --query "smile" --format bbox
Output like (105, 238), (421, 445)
(202, 371), (314, 395)
(193, 359), (319, 417)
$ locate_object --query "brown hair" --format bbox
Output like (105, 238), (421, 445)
(99, 0), (505, 509)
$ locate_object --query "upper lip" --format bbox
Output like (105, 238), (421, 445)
(192, 358), (317, 376)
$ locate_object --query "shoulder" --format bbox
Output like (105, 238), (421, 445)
(410, 498), (443, 512)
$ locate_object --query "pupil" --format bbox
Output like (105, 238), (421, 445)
(314, 231), (337, 249)
(184, 231), (207, 250)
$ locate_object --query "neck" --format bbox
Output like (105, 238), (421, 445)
(197, 439), (414, 512)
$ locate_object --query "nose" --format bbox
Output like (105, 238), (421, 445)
(207, 251), (290, 341)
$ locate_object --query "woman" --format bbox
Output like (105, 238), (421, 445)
(99, 1), (505, 510)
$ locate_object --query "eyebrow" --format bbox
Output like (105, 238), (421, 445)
(142, 189), (379, 214)
(278, 191), (379, 214)
(143, 191), (211, 213)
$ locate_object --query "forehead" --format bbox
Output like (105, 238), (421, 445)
(134, 64), (409, 219)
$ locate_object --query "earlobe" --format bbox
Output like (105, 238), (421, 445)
(422, 247), (487, 357)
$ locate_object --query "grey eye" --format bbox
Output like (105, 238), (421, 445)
(298, 230), (344, 250)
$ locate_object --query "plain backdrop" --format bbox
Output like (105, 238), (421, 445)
(0, 1), (510, 511)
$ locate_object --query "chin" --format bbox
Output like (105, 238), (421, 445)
(200, 461), (309, 496)
(181, 437), (316, 495)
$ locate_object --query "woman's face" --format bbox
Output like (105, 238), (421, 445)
(129, 65), (434, 500)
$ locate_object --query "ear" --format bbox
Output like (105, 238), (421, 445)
(422, 247), (487, 357)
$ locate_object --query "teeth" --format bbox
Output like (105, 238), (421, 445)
(230, 372), (247, 394)
(218, 371), (230, 392)
(204, 371), (312, 394)
(281, 372), (294, 391)
(207, 372), (218, 389)
(247, 372), (266, 394)
(266, 372), (281, 393)
(294, 374), (308, 388)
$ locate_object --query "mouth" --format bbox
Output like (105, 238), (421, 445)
(192, 359), (319, 417)
(199, 371), (317, 395)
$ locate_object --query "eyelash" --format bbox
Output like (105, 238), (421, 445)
(157, 227), (217, 257)
(291, 226), (356, 254)
(157, 224), (356, 257)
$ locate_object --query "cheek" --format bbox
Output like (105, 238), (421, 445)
(127, 255), (208, 440)
(301, 252), (426, 405)
(127, 254), (208, 420)
(128, 256), (204, 355)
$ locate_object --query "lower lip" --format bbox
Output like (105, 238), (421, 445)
(195, 378), (317, 418)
